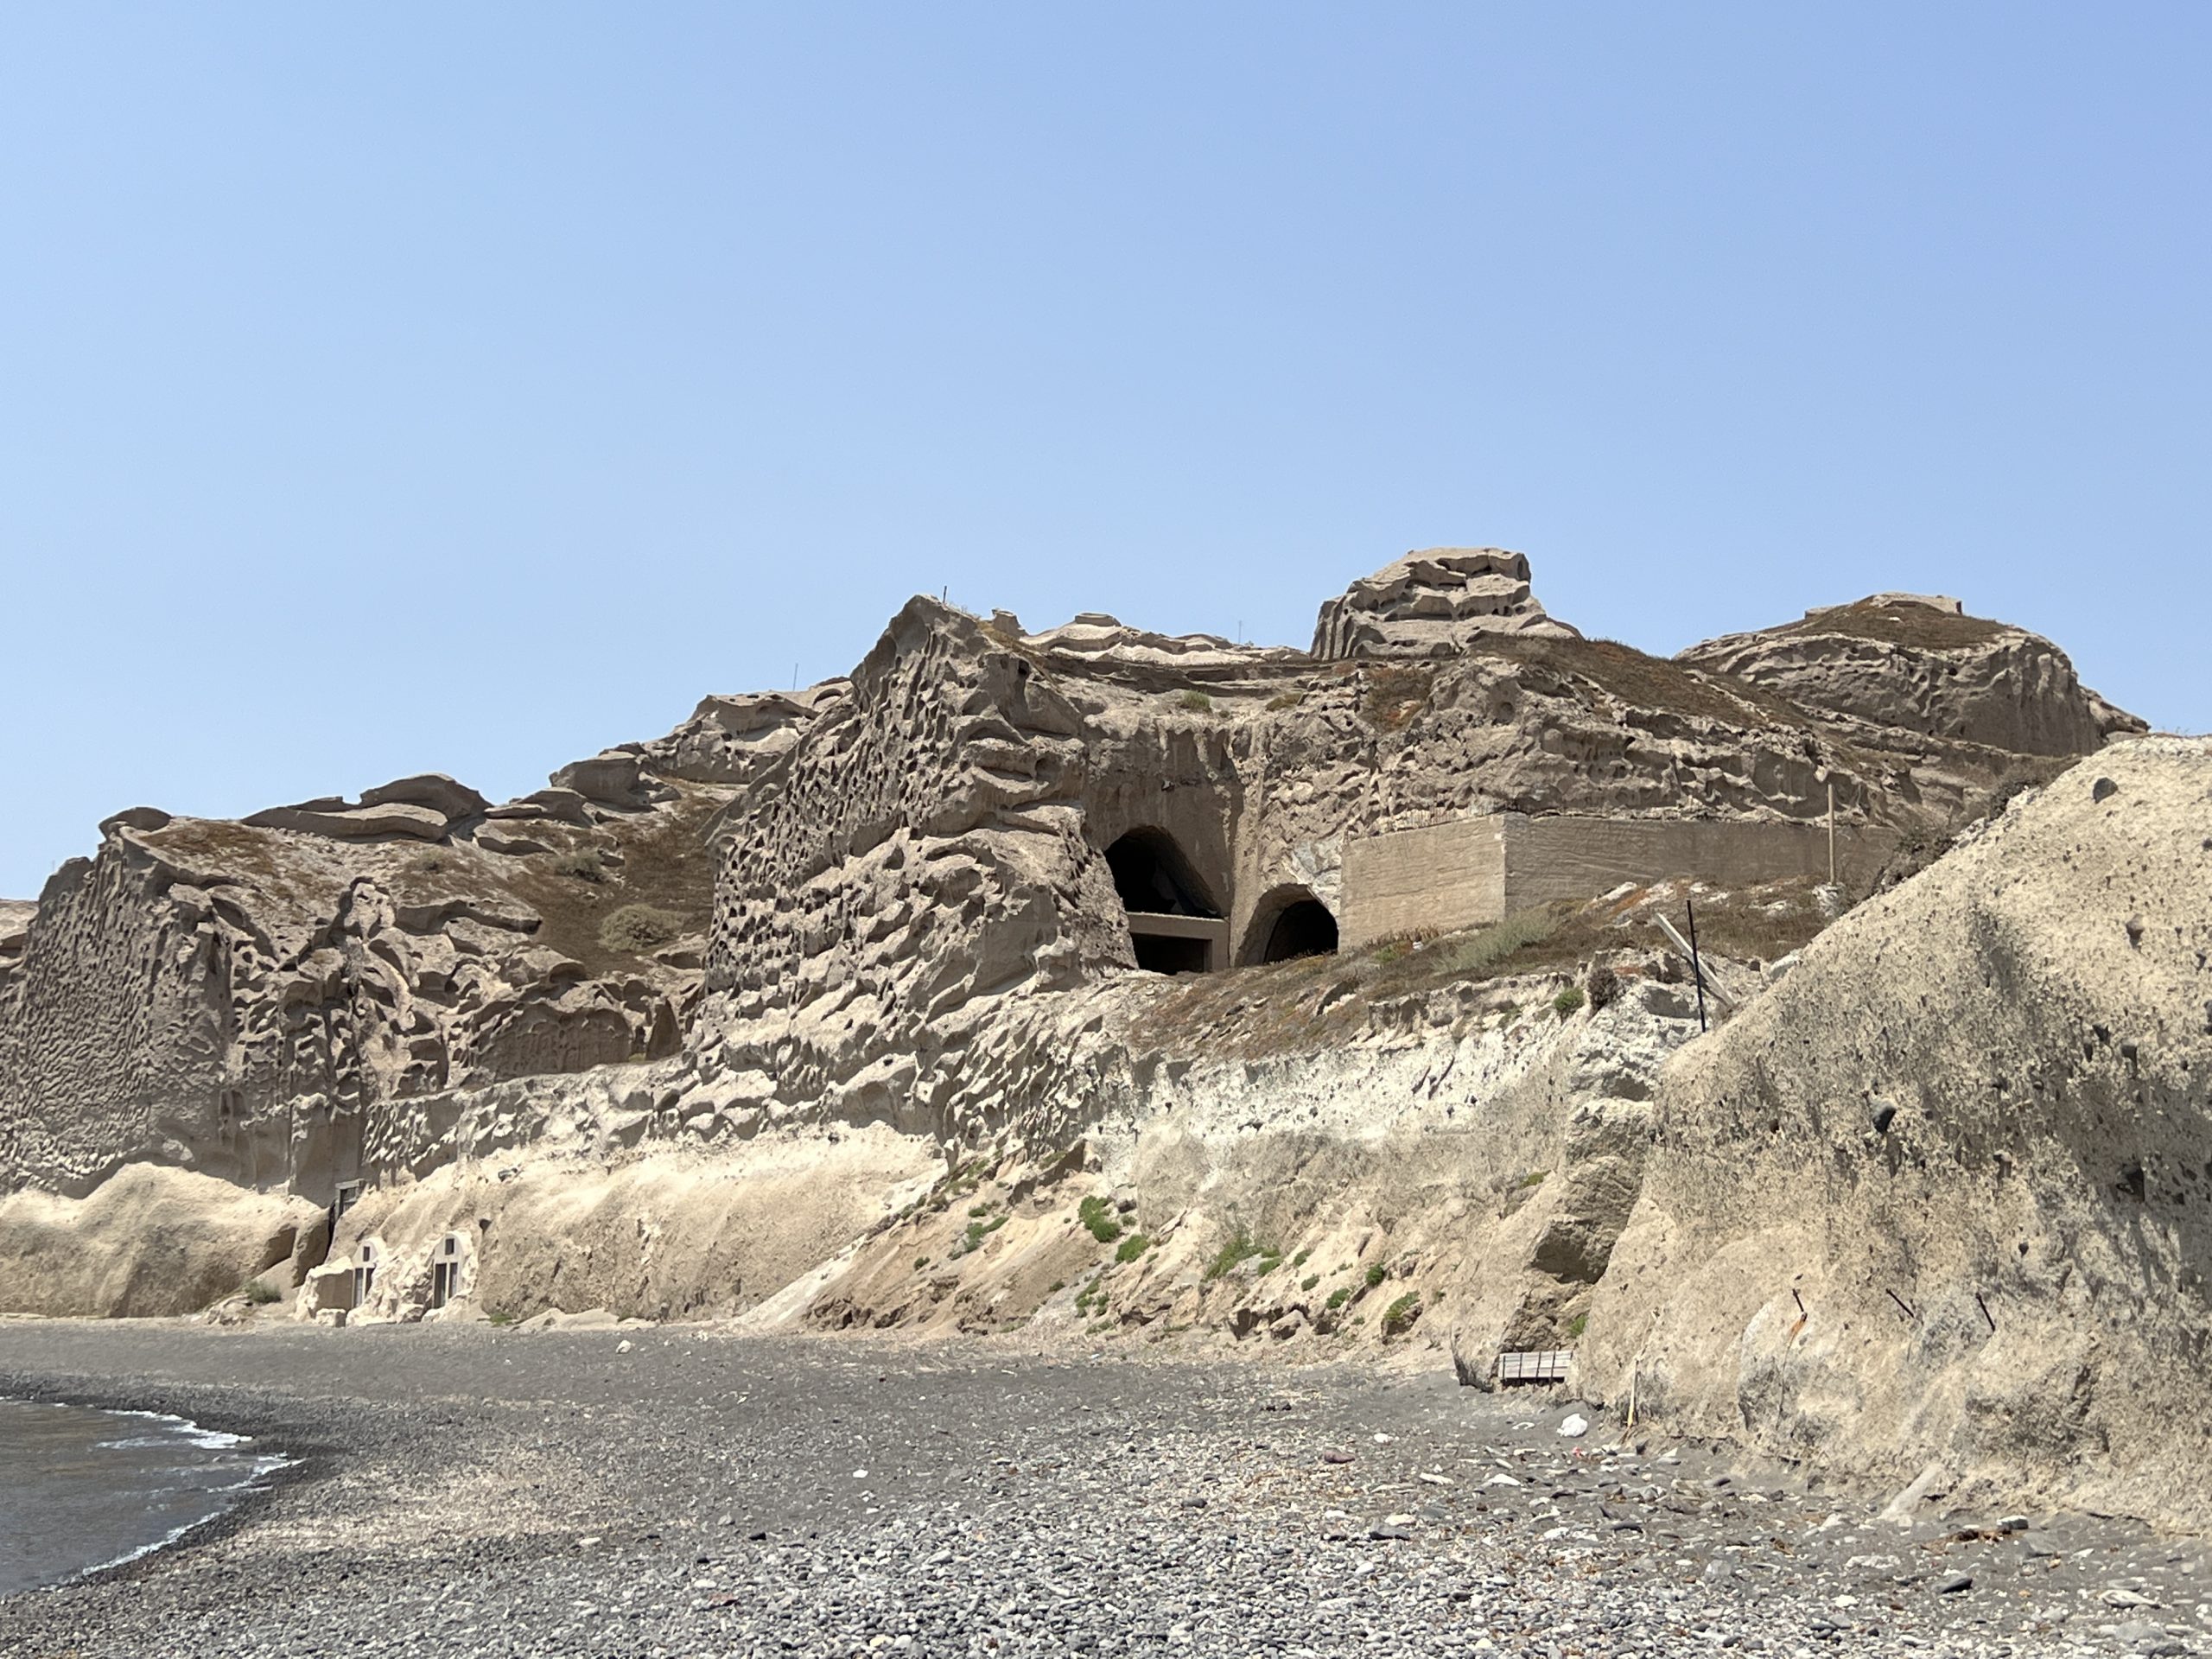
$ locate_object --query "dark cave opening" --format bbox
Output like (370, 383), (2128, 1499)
(1262, 899), (1339, 962)
(1106, 830), (1225, 975)
(1106, 830), (1219, 918)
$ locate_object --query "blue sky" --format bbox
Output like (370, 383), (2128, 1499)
(3, 6), (2205, 897)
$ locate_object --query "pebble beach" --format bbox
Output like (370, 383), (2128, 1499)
(0, 1320), (2201, 1658)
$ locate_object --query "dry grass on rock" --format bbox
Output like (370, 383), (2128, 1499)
(1120, 877), (1840, 1062)
(496, 784), (721, 976)
(1775, 599), (2008, 652)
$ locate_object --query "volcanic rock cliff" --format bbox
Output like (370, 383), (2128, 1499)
(5, 546), (2196, 1528)
(1579, 738), (2212, 1528)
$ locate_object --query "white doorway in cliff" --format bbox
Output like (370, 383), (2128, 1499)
(1106, 830), (1228, 974)
(429, 1235), (463, 1310)
(353, 1240), (380, 1309)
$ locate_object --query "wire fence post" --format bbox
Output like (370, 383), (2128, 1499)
(1827, 779), (1837, 886)
(1686, 894), (1707, 1033)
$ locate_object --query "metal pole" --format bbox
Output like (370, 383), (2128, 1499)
(1827, 779), (1837, 886)
(1686, 895), (1707, 1033)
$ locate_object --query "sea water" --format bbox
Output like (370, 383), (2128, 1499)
(0, 1397), (288, 1596)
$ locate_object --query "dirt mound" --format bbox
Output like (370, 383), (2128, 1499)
(1578, 737), (2212, 1526)
(0, 1165), (324, 1317)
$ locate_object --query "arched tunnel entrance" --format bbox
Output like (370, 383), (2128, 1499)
(1262, 899), (1338, 962)
(1239, 886), (1340, 966)
(1106, 830), (1229, 976)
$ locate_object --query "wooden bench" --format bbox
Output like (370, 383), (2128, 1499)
(1497, 1348), (1573, 1385)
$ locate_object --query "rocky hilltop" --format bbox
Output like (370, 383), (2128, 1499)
(1681, 593), (2146, 756)
(5, 547), (2199, 1529)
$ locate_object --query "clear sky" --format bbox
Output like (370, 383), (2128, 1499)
(3, 6), (2205, 898)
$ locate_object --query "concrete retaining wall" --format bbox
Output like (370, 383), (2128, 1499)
(1501, 815), (1898, 912)
(1340, 814), (1900, 946)
(1340, 817), (1508, 947)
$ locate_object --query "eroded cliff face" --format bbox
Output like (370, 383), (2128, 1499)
(274, 881), (1734, 1350)
(1679, 596), (2147, 758)
(0, 748), (747, 1206)
(789, 954), (1701, 1363)
(688, 566), (2082, 1152)
(1577, 738), (2212, 1529)
(0, 537), (2162, 1529)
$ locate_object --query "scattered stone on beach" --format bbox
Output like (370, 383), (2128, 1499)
(1, 1323), (2183, 1659)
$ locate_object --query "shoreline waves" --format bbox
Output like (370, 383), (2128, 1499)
(0, 1319), (2195, 1658)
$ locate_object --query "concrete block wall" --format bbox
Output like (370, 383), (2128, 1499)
(1339, 817), (1508, 948)
(1499, 815), (1899, 913)
(1339, 813), (1901, 947)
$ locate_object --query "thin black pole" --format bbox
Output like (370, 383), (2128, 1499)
(1686, 894), (1708, 1033)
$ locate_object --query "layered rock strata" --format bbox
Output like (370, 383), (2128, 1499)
(0, 726), (798, 1204)
(1311, 546), (1579, 659)
(1578, 737), (2212, 1529)
(691, 569), (2121, 1147)
(1680, 596), (2148, 756)
(0, 531), (2152, 1503)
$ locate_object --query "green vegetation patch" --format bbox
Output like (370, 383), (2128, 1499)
(1077, 1196), (1123, 1245)
(1203, 1228), (1271, 1282)
(950, 1213), (1009, 1259)
(1115, 1234), (1151, 1264)
(1382, 1292), (1423, 1338)
(933, 1158), (989, 1205)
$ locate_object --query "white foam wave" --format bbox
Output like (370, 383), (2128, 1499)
(3, 1397), (291, 1589)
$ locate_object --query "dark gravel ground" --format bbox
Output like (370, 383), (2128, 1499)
(0, 1320), (2203, 1658)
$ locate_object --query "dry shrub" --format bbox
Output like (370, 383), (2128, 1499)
(552, 849), (605, 883)
(1586, 963), (1622, 1010)
(601, 904), (685, 954)
(1361, 664), (1433, 731)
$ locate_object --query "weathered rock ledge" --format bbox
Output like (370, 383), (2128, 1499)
(3, 549), (2191, 1532)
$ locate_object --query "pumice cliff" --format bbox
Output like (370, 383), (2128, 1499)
(5, 545), (2199, 1529)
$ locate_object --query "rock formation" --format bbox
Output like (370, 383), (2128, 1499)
(4, 543), (2192, 1529)
(1578, 737), (2212, 1528)
(1680, 595), (2148, 757)
(689, 562), (2132, 1153)
(1311, 546), (1579, 659)
(0, 724), (770, 1204)
(0, 548), (2135, 1211)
